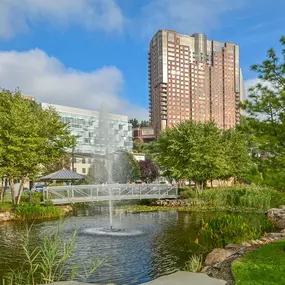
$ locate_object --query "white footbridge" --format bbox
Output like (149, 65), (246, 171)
(44, 184), (178, 205)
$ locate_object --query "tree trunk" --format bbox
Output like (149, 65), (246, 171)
(10, 177), (16, 204)
(16, 176), (27, 205)
(210, 180), (213, 188)
(0, 178), (3, 202)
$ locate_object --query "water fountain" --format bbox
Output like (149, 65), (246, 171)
(83, 104), (143, 236)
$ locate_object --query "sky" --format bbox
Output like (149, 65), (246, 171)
(0, 0), (284, 120)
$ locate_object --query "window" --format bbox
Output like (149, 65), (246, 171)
(82, 158), (86, 164)
(82, 168), (86, 174)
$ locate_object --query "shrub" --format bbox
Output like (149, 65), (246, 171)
(184, 254), (203, 273)
(0, 202), (13, 212)
(48, 182), (65, 187)
(203, 214), (274, 248)
(44, 199), (54, 206)
(179, 187), (197, 199)
(139, 199), (154, 206)
(21, 192), (43, 206)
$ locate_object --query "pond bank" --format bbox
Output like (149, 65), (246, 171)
(117, 204), (266, 214)
(202, 234), (284, 284)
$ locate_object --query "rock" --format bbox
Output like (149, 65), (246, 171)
(201, 266), (210, 273)
(276, 220), (285, 229)
(279, 205), (285, 210)
(269, 233), (282, 238)
(241, 242), (251, 247)
(256, 240), (264, 245)
(225, 244), (241, 250)
(1, 217), (10, 222)
(204, 248), (233, 266)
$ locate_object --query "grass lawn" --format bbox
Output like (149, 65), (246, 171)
(232, 239), (285, 285)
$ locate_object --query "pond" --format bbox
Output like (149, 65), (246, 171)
(0, 208), (265, 284)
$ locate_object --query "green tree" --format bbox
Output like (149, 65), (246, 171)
(222, 128), (254, 183)
(129, 118), (151, 128)
(86, 158), (109, 184)
(243, 36), (285, 188)
(42, 153), (72, 175)
(150, 121), (228, 190)
(129, 118), (139, 128)
(244, 36), (285, 155)
(111, 151), (140, 183)
(133, 140), (149, 153)
(0, 89), (75, 204)
(140, 120), (151, 127)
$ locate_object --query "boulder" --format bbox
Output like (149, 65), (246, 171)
(269, 233), (282, 238)
(204, 248), (233, 266)
(241, 242), (251, 247)
(201, 266), (210, 273)
(1, 217), (10, 222)
(225, 244), (241, 250)
(276, 220), (285, 229)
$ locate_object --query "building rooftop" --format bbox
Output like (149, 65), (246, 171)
(41, 103), (129, 121)
(40, 169), (85, 181)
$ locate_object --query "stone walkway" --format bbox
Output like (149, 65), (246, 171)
(143, 271), (226, 285)
(46, 271), (226, 285)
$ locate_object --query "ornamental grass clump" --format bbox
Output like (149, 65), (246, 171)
(184, 254), (203, 273)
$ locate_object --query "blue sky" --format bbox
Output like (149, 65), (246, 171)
(0, 0), (284, 119)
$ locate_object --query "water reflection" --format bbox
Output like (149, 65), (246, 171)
(0, 210), (264, 284)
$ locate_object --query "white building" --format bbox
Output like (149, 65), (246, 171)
(41, 103), (133, 175)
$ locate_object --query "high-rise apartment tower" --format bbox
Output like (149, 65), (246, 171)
(148, 30), (245, 134)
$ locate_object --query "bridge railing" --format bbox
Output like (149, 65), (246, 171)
(44, 184), (178, 204)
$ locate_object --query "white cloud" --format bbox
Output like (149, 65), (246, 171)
(244, 78), (273, 98)
(138, 0), (245, 38)
(0, 0), (125, 39)
(0, 49), (148, 120)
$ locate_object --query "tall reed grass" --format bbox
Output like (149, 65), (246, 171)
(15, 205), (64, 220)
(3, 224), (104, 285)
(200, 185), (284, 211)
